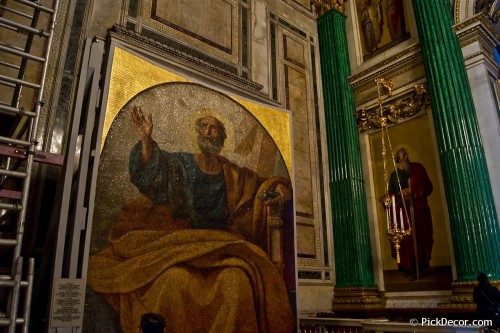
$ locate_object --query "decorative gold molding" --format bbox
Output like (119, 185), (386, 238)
(332, 286), (383, 310)
(453, 12), (500, 43)
(457, 23), (497, 48)
(438, 279), (500, 309)
(353, 63), (426, 108)
(351, 55), (424, 106)
(456, 0), (462, 23)
(454, 16), (500, 69)
(354, 84), (431, 133)
(464, 51), (486, 61)
(312, 0), (347, 17)
(439, 281), (475, 309)
(459, 38), (497, 68)
(460, 31), (494, 50)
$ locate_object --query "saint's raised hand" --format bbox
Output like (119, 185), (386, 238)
(131, 105), (153, 140)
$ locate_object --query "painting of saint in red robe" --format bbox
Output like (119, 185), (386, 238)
(388, 148), (433, 281)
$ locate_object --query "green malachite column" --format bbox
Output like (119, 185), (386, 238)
(413, 0), (500, 282)
(317, 9), (376, 289)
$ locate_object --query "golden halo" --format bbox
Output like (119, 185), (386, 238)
(392, 144), (411, 162)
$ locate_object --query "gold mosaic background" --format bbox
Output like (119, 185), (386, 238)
(93, 45), (294, 251)
(103, 47), (292, 175)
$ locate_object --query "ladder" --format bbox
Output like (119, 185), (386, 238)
(0, 0), (60, 332)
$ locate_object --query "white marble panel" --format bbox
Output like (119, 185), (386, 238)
(466, 60), (500, 220)
(285, 35), (306, 66)
(297, 285), (335, 314)
(251, 0), (270, 94)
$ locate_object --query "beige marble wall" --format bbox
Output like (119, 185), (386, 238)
(297, 285), (335, 314)
(88, 0), (122, 38)
(264, 0), (334, 314)
(251, 0), (271, 95)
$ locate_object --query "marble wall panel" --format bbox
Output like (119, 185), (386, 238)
(285, 34), (306, 67)
(297, 223), (317, 257)
(285, 66), (315, 216)
(293, 0), (311, 8)
(142, 0), (239, 63)
(152, 0), (233, 52)
(278, 26), (325, 269)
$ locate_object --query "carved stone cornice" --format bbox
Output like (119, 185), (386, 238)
(332, 286), (383, 310)
(454, 13), (500, 73)
(354, 84), (431, 133)
(313, 0), (347, 17)
(453, 12), (500, 44)
(108, 25), (264, 92)
(348, 43), (421, 89)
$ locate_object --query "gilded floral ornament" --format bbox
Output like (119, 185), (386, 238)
(312, 0), (347, 17)
(475, 0), (500, 22)
(354, 84), (431, 133)
(493, 9), (500, 22)
(475, 0), (495, 16)
(375, 78), (393, 97)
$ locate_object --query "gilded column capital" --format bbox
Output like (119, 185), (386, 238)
(313, 0), (347, 17)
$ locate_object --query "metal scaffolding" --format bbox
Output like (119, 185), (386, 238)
(0, 0), (60, 332)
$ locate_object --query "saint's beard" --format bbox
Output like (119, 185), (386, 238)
(401, 159), (412, 175)
(197, 135), (223, 154)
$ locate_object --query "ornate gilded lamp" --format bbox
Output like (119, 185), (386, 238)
(375, 78), (411, 264)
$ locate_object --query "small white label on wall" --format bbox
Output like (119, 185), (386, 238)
(50, 278), (86, 328)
